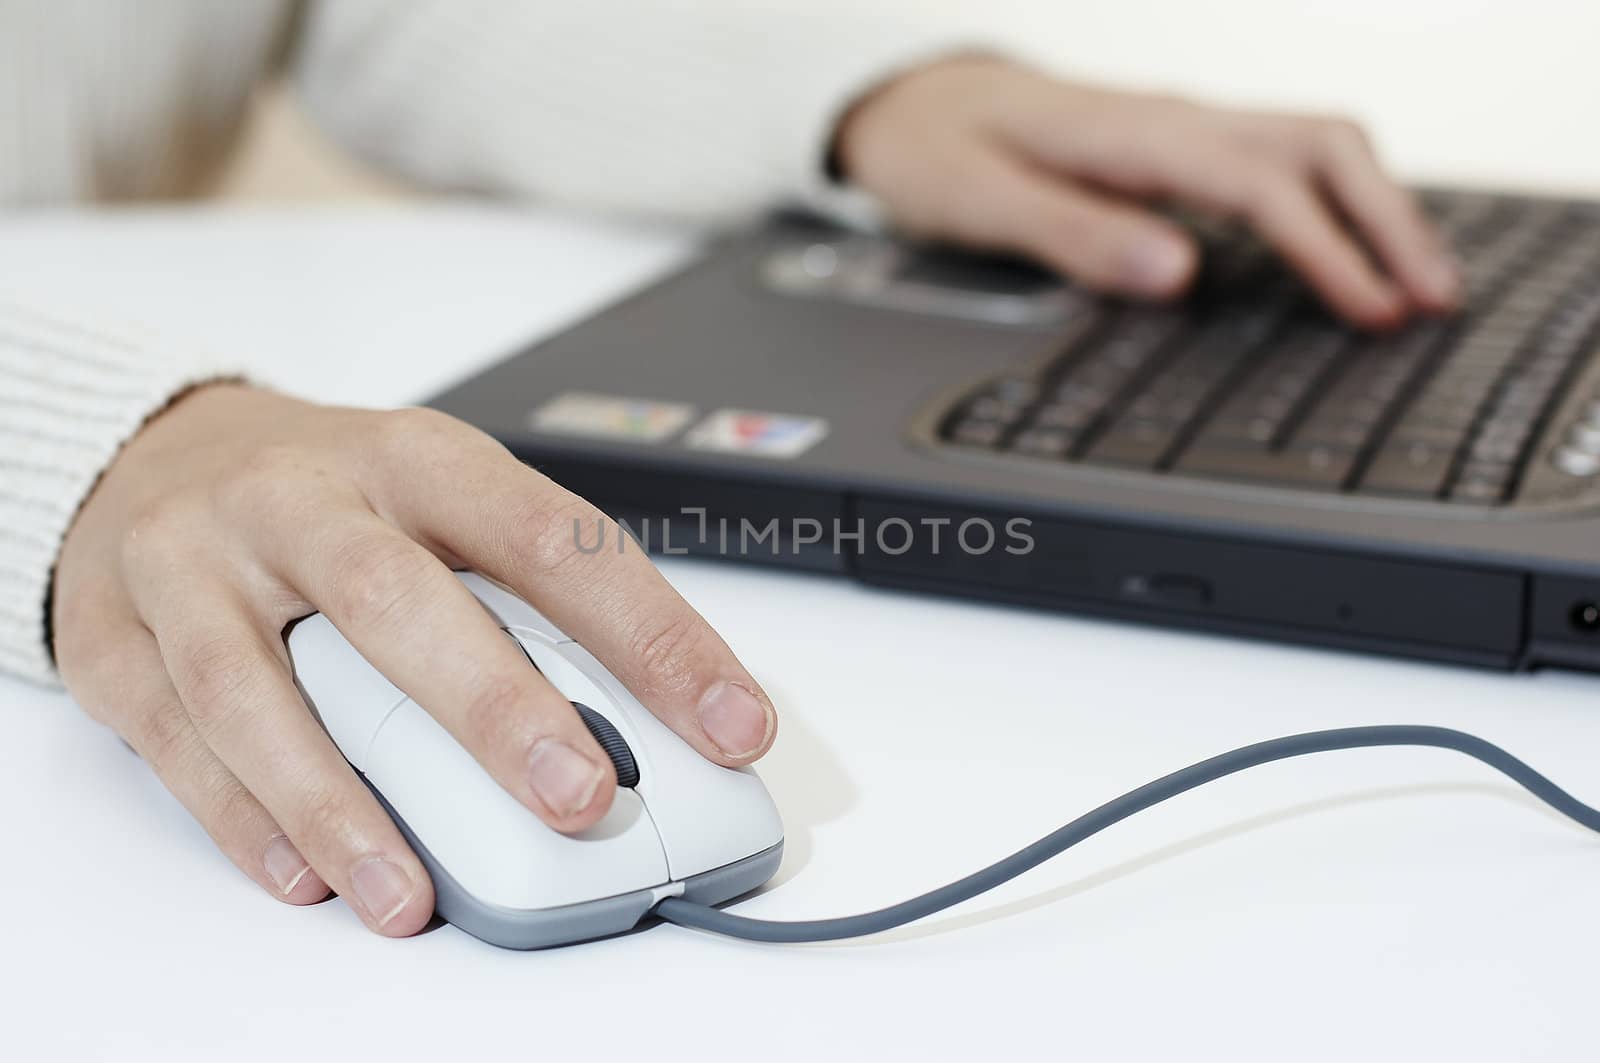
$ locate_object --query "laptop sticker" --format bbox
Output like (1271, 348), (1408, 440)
(683, 409), (829, 459)
(527, 392), (696, 443)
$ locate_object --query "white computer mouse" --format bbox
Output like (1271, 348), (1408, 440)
(286, 571), (784, 949)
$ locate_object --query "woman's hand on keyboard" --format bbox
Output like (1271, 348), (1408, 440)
(833, 56), (1460, 329)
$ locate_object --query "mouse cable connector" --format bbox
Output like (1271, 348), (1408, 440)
(652, 725), (1600, 943)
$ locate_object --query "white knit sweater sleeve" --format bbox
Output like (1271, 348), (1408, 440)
(0, 300), (241, 685)
(292, 0), (962, 222)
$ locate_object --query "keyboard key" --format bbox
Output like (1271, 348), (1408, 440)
(1553, 446), (1600, 477)
(1404, 399), (1477, 433)
(1126, 391), (1203, 423)
(951, 419), (1005, 448)
(1084, 418), (1180, 468)
(1570, 423), (1600, 454)
(1195, 414), (1279, 447)
(1175, 441), (1354, 489)
(967, 396), (1027, 424)
(1074, 361), (1136, 393)
(1034, 401), (1099, 432)
(1052, 381), (1116, 409)
(1294, 414), (1376, 451)
(1380, 422), (1465, 447)
(1101, 336), (1163, 372)
(1451, 460), (1514, 503)
(1010, 428), (1074, 458)
(991, 376), (1040, 404)
(1452, 477), (1508, 504)
(1359, 438), (1457, 498)
(1468, 433), (1527, 465)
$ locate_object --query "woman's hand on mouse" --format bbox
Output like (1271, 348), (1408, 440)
(834, 56), (1460, 329)
(51, 383), (778, 936)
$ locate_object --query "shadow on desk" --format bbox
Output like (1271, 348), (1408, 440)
(745, 683), (859, 891)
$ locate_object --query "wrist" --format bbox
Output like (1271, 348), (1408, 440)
(49, 381), (277, 665)
(828, 54), (1019, 186)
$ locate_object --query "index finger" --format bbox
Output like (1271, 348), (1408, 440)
(278, 518), (623, 831)
(1303, 119), (1461, 313)
(374, 415), (778, 769)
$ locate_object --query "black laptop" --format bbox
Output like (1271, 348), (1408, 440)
(429, 188), (1600, 674)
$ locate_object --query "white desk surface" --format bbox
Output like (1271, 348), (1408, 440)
(7, 8), (1600, 1057)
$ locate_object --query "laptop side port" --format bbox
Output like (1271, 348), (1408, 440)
(1528, 577), (1600, 670)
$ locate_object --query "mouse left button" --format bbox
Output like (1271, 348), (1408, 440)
(286, 614), (407, 770)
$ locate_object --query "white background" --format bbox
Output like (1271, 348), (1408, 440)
(6, 2), (1600, 1061)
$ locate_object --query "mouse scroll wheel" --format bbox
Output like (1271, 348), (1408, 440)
(571, 703), (640, 788)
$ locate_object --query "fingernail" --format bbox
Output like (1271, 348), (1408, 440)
(263, 834), (311, 895)
(698, 682), (773, 759)
(1121, 238), (1193, 296)
(1374, 286), (1408, 325)
(350, 857), (415, 928)
(527, 738), (605, 817)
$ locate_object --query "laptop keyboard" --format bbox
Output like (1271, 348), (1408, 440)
(938, 190), (1600, 507)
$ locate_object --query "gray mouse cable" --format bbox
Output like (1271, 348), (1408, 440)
(652, 725), (1600, 943)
